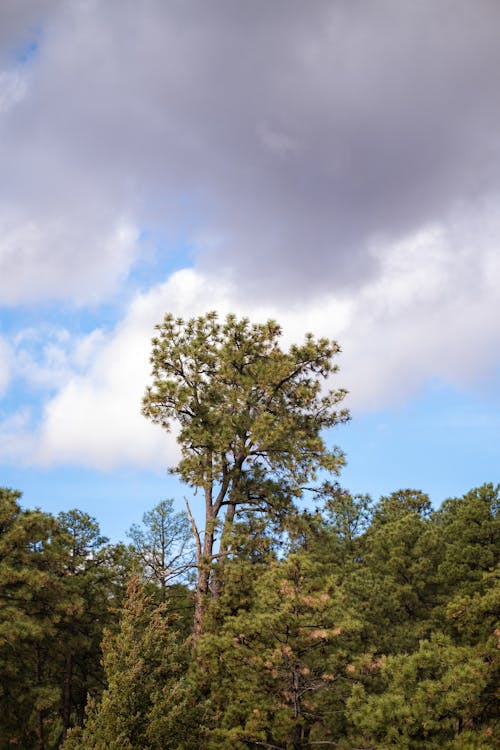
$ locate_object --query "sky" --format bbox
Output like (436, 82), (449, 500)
(1, 0), (499, 541)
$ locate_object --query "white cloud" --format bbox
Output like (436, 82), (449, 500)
(16, 197), (498, 470)
(0, 69), (28, 113)
(2, 1), (500, 305)
(1, 2), (499, 469)
(0, 336), (11, 395)
(36, 294), (179, 470)
(341, 200), (500, 409)
(0, 214), (138, 305)
(0, 407), (35, 464)
(10, 325), (106, 391)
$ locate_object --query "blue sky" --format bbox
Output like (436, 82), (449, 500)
(1, 1), (499, 541)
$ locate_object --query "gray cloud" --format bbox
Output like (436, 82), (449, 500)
(0, 1), (62, 62)
(1, 0), (500, 304)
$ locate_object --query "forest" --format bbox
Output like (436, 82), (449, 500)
(1, 313), (498, 749)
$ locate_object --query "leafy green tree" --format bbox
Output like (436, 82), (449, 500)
(312, 482), (373, 575)
(0, 492), (135, 748)
(205, 555), (361, 749)
(343, 485), (500, 749)
(160, 505), (362, 750)
(142, 312), (348, 637)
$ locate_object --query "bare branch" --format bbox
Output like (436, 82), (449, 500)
(184, 497), (201, 564)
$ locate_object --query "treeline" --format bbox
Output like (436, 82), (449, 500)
(1, 483), (498, 749)
(2, 313), (499, 748)
(0, 491), (192, 749)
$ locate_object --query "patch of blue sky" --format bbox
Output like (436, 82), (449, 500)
(0, 377), (44, 423)
(1, 307), (111, 430)
(2, 464), (190, 544)
(3, 370), (498, 543)
(0, 230), (194, 340)
(12, 27), (42, 64)
(338, 377), (500, 507)
(129, 228), (196, 292)
(0, 299), (120, 339)
(0, 285), (154, 393)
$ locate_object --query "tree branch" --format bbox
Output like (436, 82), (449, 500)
(184, 497), (201, 565)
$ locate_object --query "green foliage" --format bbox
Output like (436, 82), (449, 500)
(0, 491), (131, 748)
(143, 312), (348, 495)
(347, 632), (499, 749)
(4, 481), (500, 750)
(63, 578), (187, 750)
(198, 548), (362, 749)
(55, 509), (134, 739)
(435, 483), (500, 597)
(142, 311), (349, 638)
(3, 310), (499, 750)
(339, 490), (441, 656)
(0, 488), (79, 749)
(312, 482), (373, 573)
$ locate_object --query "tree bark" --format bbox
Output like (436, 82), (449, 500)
(35, 644), (45, 750)
(210, 500), (236, 600)
(62, 652), (73, 738)
(292, 668), (306, 750)
(193, 497), (216, 640)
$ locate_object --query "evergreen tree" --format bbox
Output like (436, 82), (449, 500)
(127, 498), (194, 596)
(56, 510), (116, 740)
(0, 492), (133, 748)
(63, 578), (187, 750)
(0, 489), (80, 749)
(347, 630), (499, 749)
(142, 312), (348, 637)
(344, 489), (442, 654)
(169, 510), (362, 750)
(434, 483), (500, 599)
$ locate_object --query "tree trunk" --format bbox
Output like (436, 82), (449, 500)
(219, 501), (235, 554)
(77, 675), (87, 727)
(62, 652), (73, 738)
(210, 501), (236, 600)
(292, 668), (305, 750)
(35, 645), (45, 750)
(193, 505), (216, 640)
(194, 564), (210, 640)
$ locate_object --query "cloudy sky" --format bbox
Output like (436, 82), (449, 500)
(1, 0), (499, 539)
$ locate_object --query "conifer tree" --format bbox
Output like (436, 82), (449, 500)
(63, 578), (186, 750)
(142, 312), (348, 637)
(127, 499), (194, 596)
(0, 489), (80, 749)
(347, 630), (499, 749)
(434, 483), (500, 598)
(1, 492), (133, 748)
(56, 510), (114, 739)
(344, 489), (442, 654)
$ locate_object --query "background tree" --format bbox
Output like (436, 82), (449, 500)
(127, 499), (194, 596)
(55, 510), (127, 740)
(0, 489), (80, 749)
(0, 492), (134, 749)
(312, 482), (373, 574)
(343, 489), (442, 654)
(142, 312), (348, 637)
